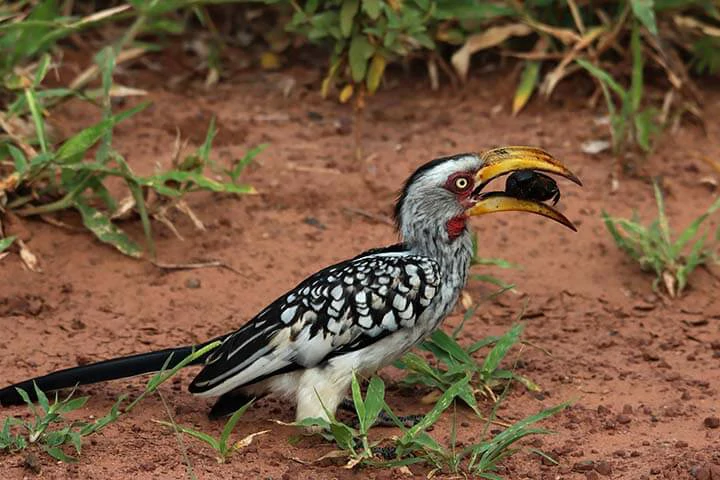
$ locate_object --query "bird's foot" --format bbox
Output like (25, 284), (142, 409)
(340, 398), (423, 428)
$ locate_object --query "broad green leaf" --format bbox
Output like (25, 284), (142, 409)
(58, 396), (89, 413)
(512, 61), (540, 115)
(630, 0), (659, 36)
(0, 236), (16, 253)
(362, 0), (381, 19)
(55, 102), (150, 163)
(427, 330), (474, 364)
(340, 0), (359, 38)
(329, 422), (355, 451)
(45, 445), (77, 463)
(364, 376), (385, 428)
(74, 199), (142, 258)
(34, 383), (50, 414)
(349, 34), (374, 83)
(8, 145), (28, 175)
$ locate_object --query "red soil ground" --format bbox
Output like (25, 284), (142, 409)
(1, 48), (720, 479)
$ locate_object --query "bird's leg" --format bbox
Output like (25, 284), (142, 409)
(339, 398), (424, 428)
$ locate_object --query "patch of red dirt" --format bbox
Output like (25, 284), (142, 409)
(2, 50), (720, 479)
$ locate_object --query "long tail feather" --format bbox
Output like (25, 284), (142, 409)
(0, 341), (218, 406)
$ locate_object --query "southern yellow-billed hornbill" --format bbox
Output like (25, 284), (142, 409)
(0, 147), (580, 422)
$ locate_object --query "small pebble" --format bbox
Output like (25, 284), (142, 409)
(650, 467), (661, 475)
(616, 414), (631, 424)
(573, 461), (595, 472)
(703, 416), (720, 429)
(185, 278), (201, 289)
(595, 460), (613, 476)
(585, 472), (599, 480)
(675, 440), (688, 448)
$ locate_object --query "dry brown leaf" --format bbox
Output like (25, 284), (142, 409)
(70, 47), (147, 91)
(234, 430), (270, 450)
(175, 200), (205, 231)
(72, 5), (131, 27)
(451, 23), (532, 81)
(0, 252), (10, 263)
(663, 271), (676, 298)
(18, 239), (40, 272)
(541, 26), (605, 98)
(396, 466), (414, 477)
(527, 21), (580, 45)
(110, 194), (137, 220)
(674, 16), (720, 37)
(344, 457), (363, 469)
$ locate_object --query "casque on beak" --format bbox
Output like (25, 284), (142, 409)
(465, 146), (582, 231)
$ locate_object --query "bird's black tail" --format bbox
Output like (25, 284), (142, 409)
(0, 339), (222, 406)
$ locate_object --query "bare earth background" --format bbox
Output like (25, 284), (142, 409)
(1, 49), (720, 479)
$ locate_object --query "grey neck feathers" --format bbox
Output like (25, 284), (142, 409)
(400, 213), (473, 287)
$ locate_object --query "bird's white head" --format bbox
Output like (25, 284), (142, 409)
(394, 147), (582, 249)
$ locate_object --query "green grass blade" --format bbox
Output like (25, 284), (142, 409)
(426, 330), (474, 365)
(480, 324), (523, 376)
(219, 399), (253, 450)
(350, 373), (366, 432)
(74, 199), (143, 258)
(402, 376), (470, 443)
(7, 145), (28, 175)
(155, 420), (218, 450)
(24, 88), (49, 154)
(0, 236), (16, 253)
(363, 376), (385, 428)
(55, 102), (150, 163)
(630, 0), (659, 36)
(630, 21), (644, 114)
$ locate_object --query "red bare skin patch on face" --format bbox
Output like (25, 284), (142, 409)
(446, 215), (467, 240)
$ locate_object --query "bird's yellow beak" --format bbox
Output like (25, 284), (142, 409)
(465, 146), (582, 231)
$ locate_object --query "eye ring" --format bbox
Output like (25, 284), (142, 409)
(454, 177), (470, 190)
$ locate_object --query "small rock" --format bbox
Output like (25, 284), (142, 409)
(642, 351), (660, 362)
(71, 318), (86, 330)
(613, 450), (627, 458)
(633, 301), (656, 311)
(710, 341), (720, 350)
(650, 467), (661, 475)
(585, 472), (600, 480)
(691, 464), (711, 480)
(185, 278), (201, 289)
(623, 404), (633, 414)
(595, 460), (613, 476)
(703, 416), (720, 429)
(616, 414), (632, 424)
(573, 461), (595, 472)
(675, 440), (688, 448)
(631, 451), (642, 457)
(681, 391), (691, 400)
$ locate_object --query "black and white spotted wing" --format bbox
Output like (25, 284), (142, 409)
(188, 246), (441, 396)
